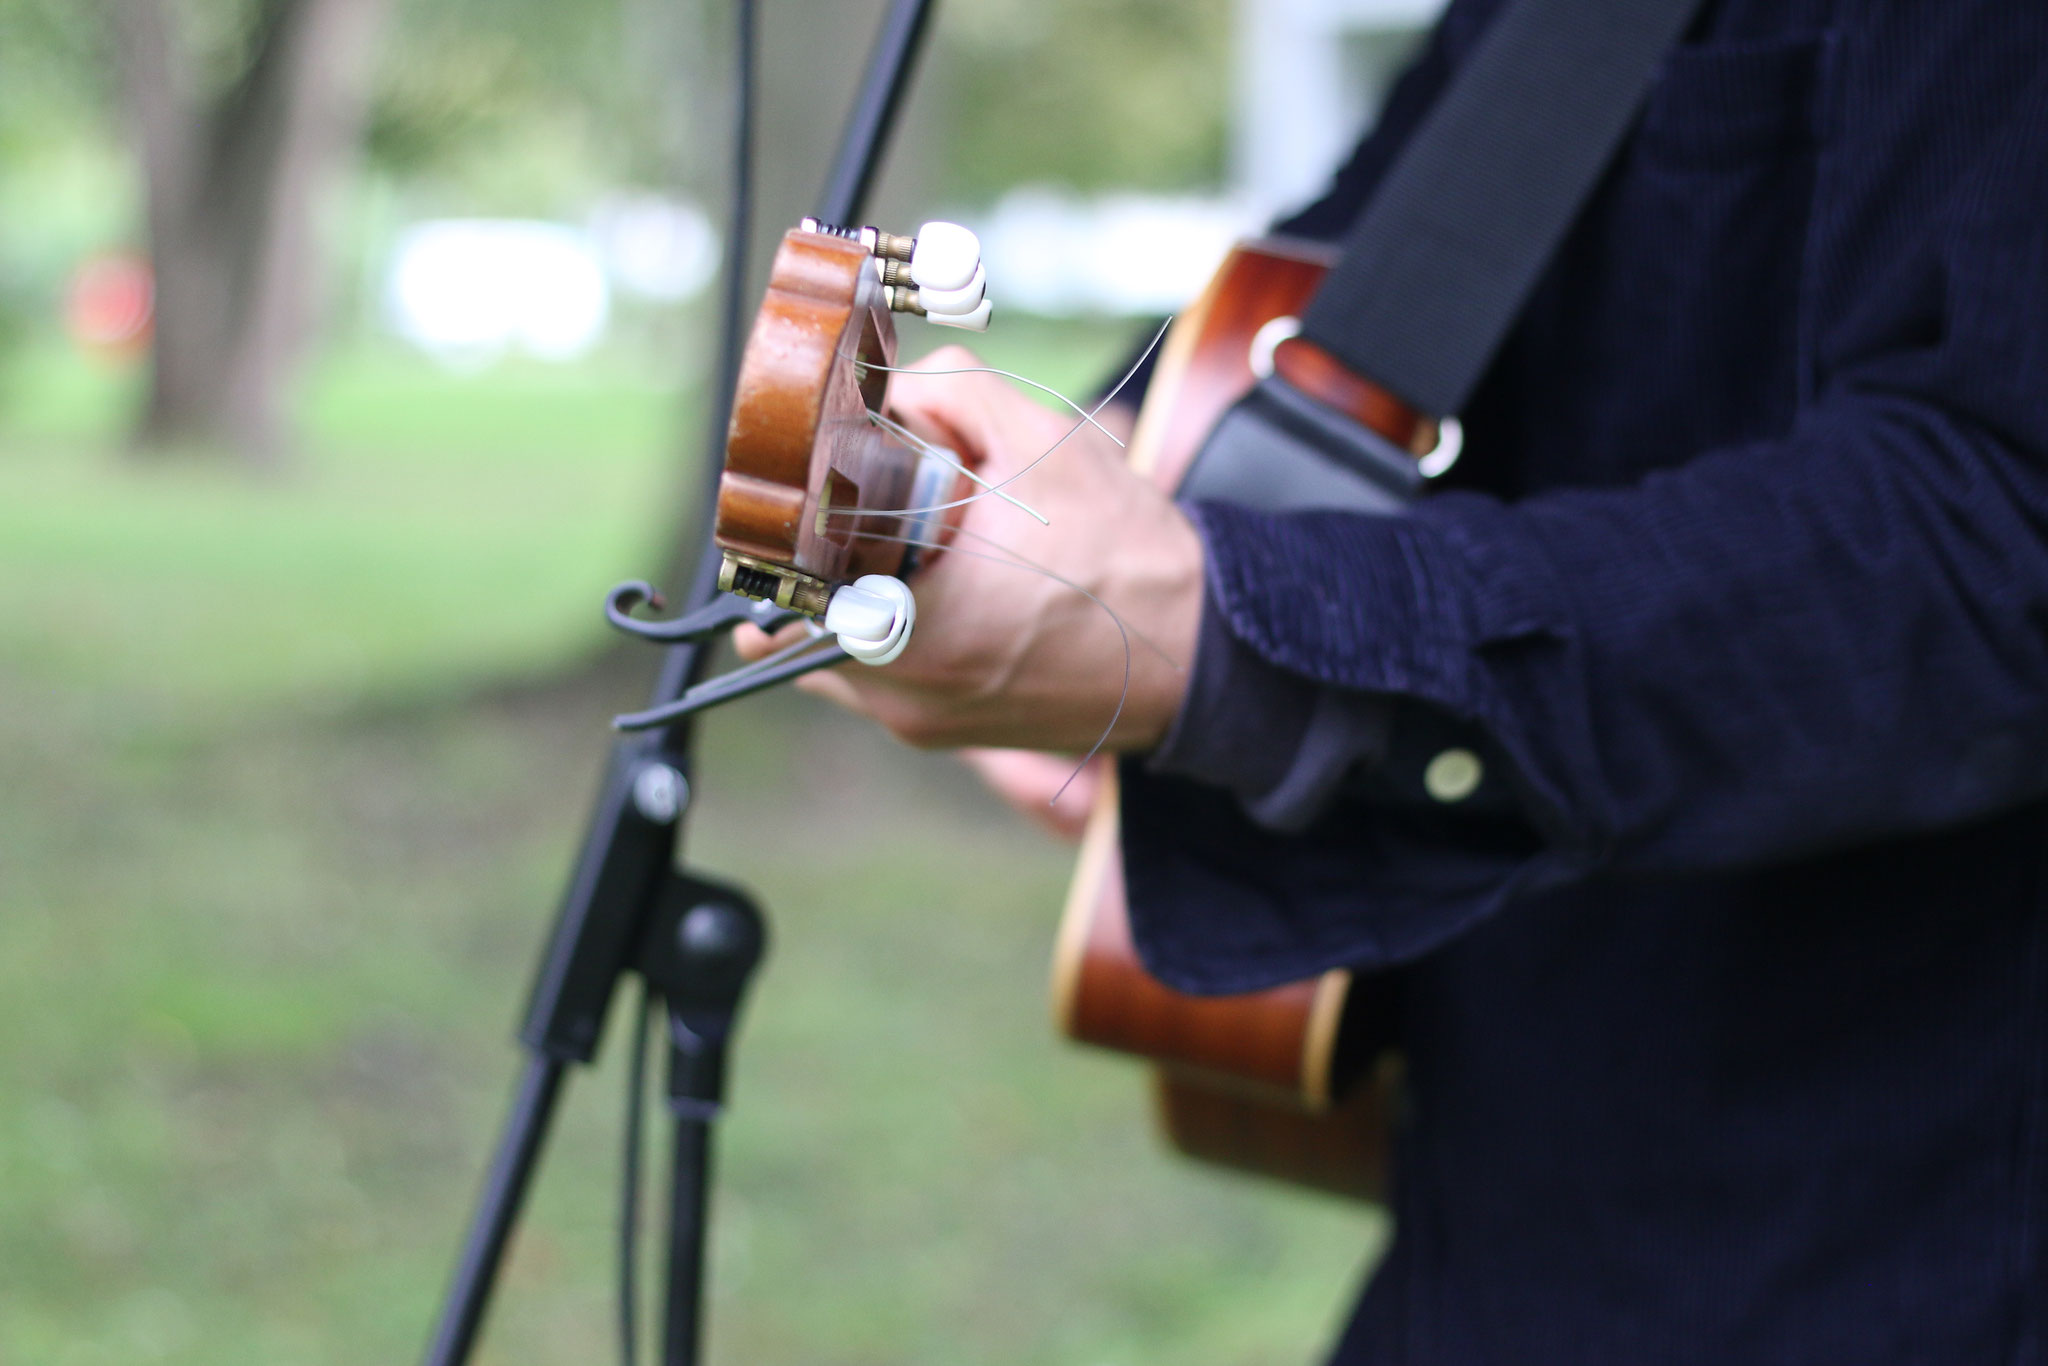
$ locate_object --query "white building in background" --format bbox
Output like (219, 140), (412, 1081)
(387, 221), (611, 365)
(383, 198), (718, 367)
(976, 0), (1447, 317)
(1233, 0), (1447, 221)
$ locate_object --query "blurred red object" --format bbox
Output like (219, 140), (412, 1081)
(64, 253), (154, 357)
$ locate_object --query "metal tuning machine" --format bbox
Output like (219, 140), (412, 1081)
(800, 216), (991, 331)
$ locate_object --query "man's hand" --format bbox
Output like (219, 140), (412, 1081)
(734, 345), (1203, 755)
(958, 749), (1105, 841)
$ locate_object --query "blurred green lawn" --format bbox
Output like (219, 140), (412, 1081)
(0, 327), (1383, 1365)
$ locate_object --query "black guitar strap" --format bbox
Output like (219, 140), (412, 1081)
(1301, 0), (1708, 418)
(1179, 0), (1707, 515)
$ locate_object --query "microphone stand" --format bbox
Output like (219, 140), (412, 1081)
(419, 2), (936, 1362)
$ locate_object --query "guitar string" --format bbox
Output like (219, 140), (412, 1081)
(851, 360), (1129, 447)
(734, 322), (1183, 795)
(864, 406), (1047, 525)
(841, 316), (1172, 522)
(939, 521), (1183, 670)
(833, 524), (1166, 805)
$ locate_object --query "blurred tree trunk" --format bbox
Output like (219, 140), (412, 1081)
(113, 0), (387, 463)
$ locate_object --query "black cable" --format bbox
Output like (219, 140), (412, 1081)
(653, 0), (757, 710)
(816, 0), (934, 226)
(625, 1), (756, 1357)
(619, 984), (656, 1366)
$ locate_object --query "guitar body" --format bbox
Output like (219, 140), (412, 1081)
(1051, 238), (1404, 1203)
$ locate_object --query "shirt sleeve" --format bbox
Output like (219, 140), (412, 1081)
(1123, 57), (2048, 995)
(1147, 539), (1394, 832)
(1125, 0), (1500, 831)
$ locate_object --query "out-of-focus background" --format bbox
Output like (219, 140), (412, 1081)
(0, 0), (1444, 1361)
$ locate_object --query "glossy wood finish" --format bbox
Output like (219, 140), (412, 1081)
(1053, 779), (1350, 1111)
(716, 228), (921, 583)
(1273, 335), (1438, 456)
(1052, 238), (1425, 1200)
(1155, 1063), (1395, 1203)
(1133, 237), (1341, 490)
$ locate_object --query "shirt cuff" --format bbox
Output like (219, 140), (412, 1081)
(1150, 514), (1395, 832)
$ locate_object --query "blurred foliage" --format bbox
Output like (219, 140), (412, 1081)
(0, 0), (119, 370)
(939, 0), (1234, 200)
(0, 0), (1238, 238)
(367, 0), (712, 209)
(0, 0), (1239, 398)
(0, 0), (108, 122)
(0, 0), (707, 236)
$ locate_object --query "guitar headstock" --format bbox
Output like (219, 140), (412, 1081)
(600, 218), (990, 730)
(712, 219), (988, 617)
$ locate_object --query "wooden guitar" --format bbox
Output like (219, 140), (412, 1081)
(708, 220), (973, 614)
(697, 224), (1418, 1203)
(1050, 237), (1440, 1203)
(596, 219), (983, 726)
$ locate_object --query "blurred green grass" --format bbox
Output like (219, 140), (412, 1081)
(0, 343), (686, 721)
(0, 330), (1383, 1365)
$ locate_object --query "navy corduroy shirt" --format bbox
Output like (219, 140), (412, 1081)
(1119, 0), (2048, 1361)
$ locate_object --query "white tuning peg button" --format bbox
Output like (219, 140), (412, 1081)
(918, 264), (985, 318)
(824, 574), (916, 665)
(910, 221), (980, 293)
(927, 299), (992, 332)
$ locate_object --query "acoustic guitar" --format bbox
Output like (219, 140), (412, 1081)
(697, 223), (1413, 1203)
(1051, 236), (1446, 1204)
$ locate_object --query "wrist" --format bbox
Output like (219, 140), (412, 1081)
(1116, 500), (1206, 750)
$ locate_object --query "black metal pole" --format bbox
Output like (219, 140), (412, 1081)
(818, 0), (936, 228)
(646, 885), (765, 1366)
(419, 0), (939, 1360)
(641, 9), (942, 1341)
(640, 9), (945, 1354)
(661, 1117), (715, 1366)
(422, 1057), (567, 1366)
(692, 0), (759, 529)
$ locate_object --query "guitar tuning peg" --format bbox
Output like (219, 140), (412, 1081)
(909, 221), (980, 292)
(927, 298), (992, 332)
(824, 574), (915, 665)
(916, 263), (985, 317)
(880, 279), (993, 332)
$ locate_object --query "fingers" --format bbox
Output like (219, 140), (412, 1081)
(888, 359), (994, 463)
(959, 748), (1102, 842)
(795, 667), (951, 749)
(793, 666), (865, 711)
(887, 343), (1119, 496)
(731, 620), (809, 661)
(908, 343), (981, 375)
(890, 347), (1050, 476)
(735, 626), (913, 726)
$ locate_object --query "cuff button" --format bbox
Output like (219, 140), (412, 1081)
(1424, 748), (1484, 804)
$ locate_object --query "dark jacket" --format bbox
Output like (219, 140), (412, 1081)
(1121, 0), (2048, 1360)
